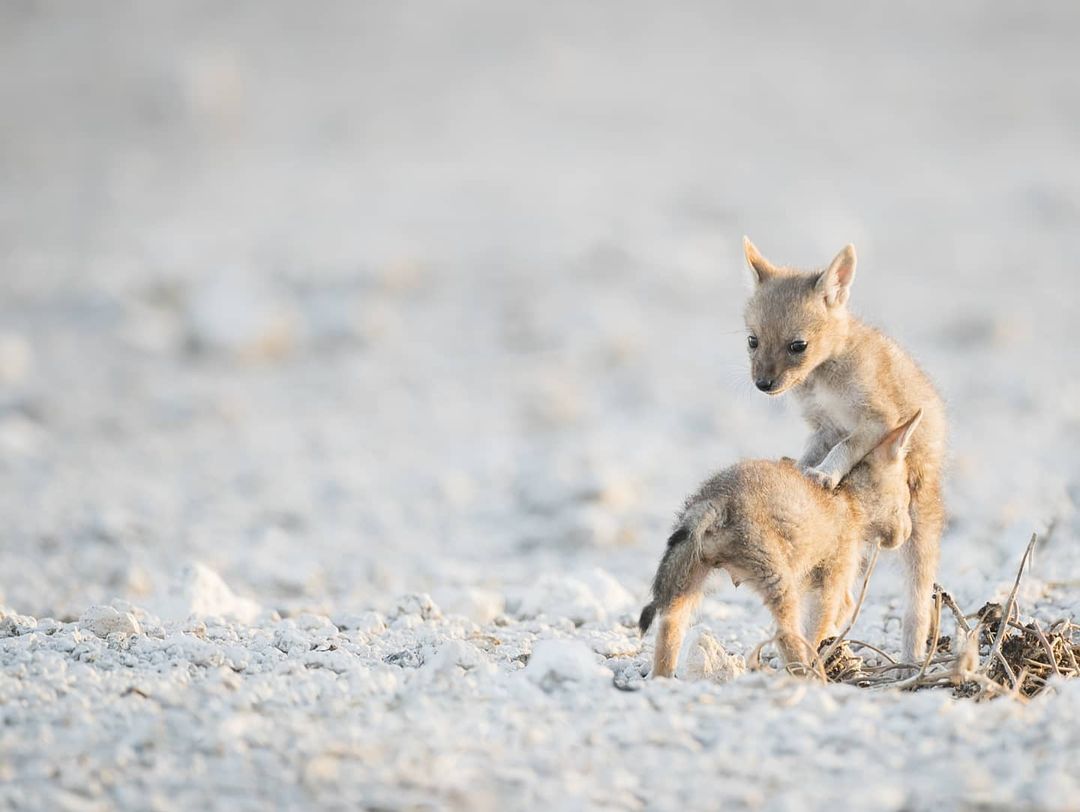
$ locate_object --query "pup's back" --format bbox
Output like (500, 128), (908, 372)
(641, 458), (860, 676)
(688, 459), (848, 575)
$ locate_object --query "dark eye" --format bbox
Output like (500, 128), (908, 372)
(788, 340), (807, 354)
(747, 335), (759, 350)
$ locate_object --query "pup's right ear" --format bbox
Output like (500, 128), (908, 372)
(872, 409), (924, 462)
(743, 236), (778, 285)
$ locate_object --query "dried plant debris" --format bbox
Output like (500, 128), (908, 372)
(767, 534), (1077, 701)
(974, 602), (1005, 643)
(817, 637), (866, 685)
(982, 618), (1079, 698)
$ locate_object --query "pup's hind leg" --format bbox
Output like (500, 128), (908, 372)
(653, 592), (699, 678)
(649, 555), (711, 678)
(902, 476), (944, 663)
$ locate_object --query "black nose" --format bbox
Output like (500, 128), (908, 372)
(755, 378), (775, 392)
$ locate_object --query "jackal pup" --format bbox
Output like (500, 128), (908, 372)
(741, 238), (946, 663)
(640, 411), (922, 678)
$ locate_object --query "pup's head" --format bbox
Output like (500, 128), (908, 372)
(849, 410), (923, 550)
(742, 238), (856, 395)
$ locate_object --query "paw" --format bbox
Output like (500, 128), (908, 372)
(803, 466), (839, 490)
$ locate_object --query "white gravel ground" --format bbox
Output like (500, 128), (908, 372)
(2, 2), (1080, 810)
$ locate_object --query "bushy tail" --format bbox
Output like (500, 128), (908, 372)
(638, 502), (722, 635)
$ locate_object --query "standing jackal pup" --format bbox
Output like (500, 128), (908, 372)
(741, 238), (946, 663)
(640, 411), (922, 678)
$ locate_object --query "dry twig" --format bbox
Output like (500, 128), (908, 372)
(982, 533), (1038, 685)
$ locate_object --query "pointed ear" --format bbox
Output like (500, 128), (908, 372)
(815, 243), (857, 307)
(743, 236), (778, 285)
(873, 409), (923, 462)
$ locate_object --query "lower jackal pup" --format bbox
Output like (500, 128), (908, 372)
(640, 411), (922, 678)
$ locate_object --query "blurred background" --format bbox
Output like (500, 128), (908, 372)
(2, 0), (1078, 620)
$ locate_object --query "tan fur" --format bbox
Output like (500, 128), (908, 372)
(742, 238), (947, 662)
(642, 414), (922, 677)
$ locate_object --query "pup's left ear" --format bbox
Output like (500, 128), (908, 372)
(873, 409), (923, 461)
(815, 244), (857, 307)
